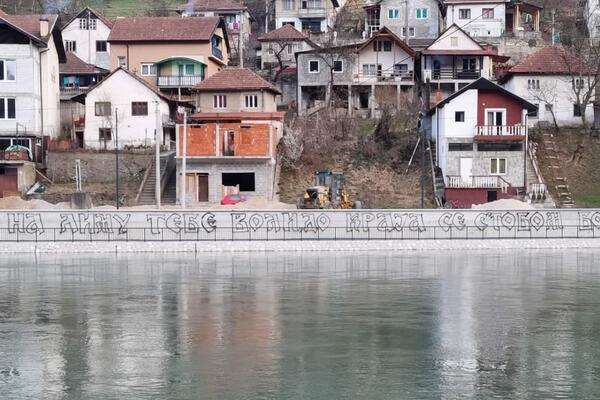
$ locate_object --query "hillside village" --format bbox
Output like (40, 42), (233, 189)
(1, 0), (600, 209)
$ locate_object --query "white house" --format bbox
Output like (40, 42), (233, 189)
(587, 0), (600, 42)
(60, 7), (112, 70)
(0, 10), (65, 197)
(444, 0), (509, 37)
(275, 0), (345, 34)
(364, 0), (441, 39)
(79, 68), (175, 150)
(500, 46), (595, 128)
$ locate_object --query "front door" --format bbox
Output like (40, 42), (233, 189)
(197, 174), (209, 202)
(487, 190), (498, 202)
(460, 158), (472, 184)
(487, 110), (504, 134)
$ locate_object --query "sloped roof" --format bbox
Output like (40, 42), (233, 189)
(60, 52), (108, 75)
(0, 9), (58, 45)
(62, 7), (113, 29)
(358, 26), (416, 57)
(423, 23), (485, 54)
(108, 16), (220, 42)
(193, 68), (281, 94)
(258, 24), (309, 41)
(428, 78), (538, 115)
(178, 0), (247, 11)
(507, 46), (589, 75)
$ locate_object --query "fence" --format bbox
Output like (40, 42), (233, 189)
(0, 209), (599, 243)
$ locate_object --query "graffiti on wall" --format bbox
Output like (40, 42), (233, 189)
(0, 209), (597, 241)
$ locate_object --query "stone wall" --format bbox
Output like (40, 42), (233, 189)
(46, 151), (152, 184)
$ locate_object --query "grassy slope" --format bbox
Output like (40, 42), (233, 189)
(535, 129), (600, 207)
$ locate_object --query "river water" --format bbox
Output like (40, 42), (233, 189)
(1, 250), (599, 400)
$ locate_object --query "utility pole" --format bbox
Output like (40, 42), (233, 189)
(239, 13), (244, 68)
(404, 0), (410, 41)
(115, 108), (120, 209)
(420, 77), (430, 209)
(551, 8), (556, 45)
(180, 111), (188, 209)
(155, 102), (161, 209)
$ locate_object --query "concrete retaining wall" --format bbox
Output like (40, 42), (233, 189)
(1, 209), (600, 243)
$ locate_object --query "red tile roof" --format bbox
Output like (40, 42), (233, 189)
(258, 24), (308, 41)
(108, 16), (220, 42)
(179, 0), (246, 11)
(0, 10), (58, 44)
(508, 46), (589, 74)
(194, 68), (281, 94)
(60, 52), (107, 75)
(62, 7), (114, 29)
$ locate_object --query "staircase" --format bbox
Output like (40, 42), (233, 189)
(428, 141), (445, 207)
(136, 152), (177, 205)
(540, 131), (576, 208)
(526, 149), (556, 208)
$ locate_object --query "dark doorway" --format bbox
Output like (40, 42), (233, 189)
(0, 167), (18, 198)
(197, 174), (209, 202)
(76, 132), (84, 148)
(487, 190), (498, 202)
(222, 172), (255, 192)
(358, 92), (369, 109)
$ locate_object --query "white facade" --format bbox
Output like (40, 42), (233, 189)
(355, 39), (415, 79)
(83, 69), (170, 150)
(369, 0), (441, 39)
(275, 0), (345, 33)
(503, 75), (595, 127)
(445, 1), (508, 38)
(0, 33), (61, 139)
(61, 9), (111, 69)
(587, 0), (600, 40)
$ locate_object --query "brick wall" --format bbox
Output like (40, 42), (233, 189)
(180, 123), (271, 157)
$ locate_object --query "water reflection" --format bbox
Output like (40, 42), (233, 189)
(0, 250), (599, 399)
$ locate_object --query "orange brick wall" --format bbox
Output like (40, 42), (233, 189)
(180, 122), (272, 157)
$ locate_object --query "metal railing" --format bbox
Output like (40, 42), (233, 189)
(447, 175), (510, 191)
(158, 75), (203, 87)
(354, 70), (414, 82)
(428, 68), (481, 80)
(476, 125), (526, 136)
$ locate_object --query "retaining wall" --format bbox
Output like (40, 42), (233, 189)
(1, 209), (600, 243)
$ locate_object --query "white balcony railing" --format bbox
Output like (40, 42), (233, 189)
(157, 75), (203, 87)
(353, 70), (414, 83)
(447, 175), (510, 192)
(476, 125), (526, 136)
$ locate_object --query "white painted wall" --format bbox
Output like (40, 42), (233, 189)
(440, 89), (478, 139)
(83, 69), (170, 149)
(41, 35), (61, 139)
(427, 25), (483, 51)
(275, 0), (344, 32)
(61, 14), (111, 69)
(503, 75), (595, 127)
(355, 41), (415, 76)
(446, 2), (507, 37)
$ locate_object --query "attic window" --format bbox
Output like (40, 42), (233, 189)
(450, 36), (458, 47)
(79, 18), (97, 30)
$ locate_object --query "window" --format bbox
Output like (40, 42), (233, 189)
(244, 95), (258, 108)
(287, 44), (294, 55)
(482, 8), (494, 19)
(573, 78), (585, 89)
(479, 143), (523, 152)
(375, 40), (392, 52)
(118, 57), (127, 68)
(99, 128), (112, 141)
(214, 95), (227, 109)
(95, 102), (111, 116)
(0, 98), (16, 120)
(301, 19), (322, 32)
(131, 102), (148, 116)
(309, 60), (319, 73)
(449, 143), (473, 151)
(141, 63), (157, 76)
(490, 158), (507, 175)
(301, 0), (321, 9)
(96, 40), (107, 52)
(388, 8), (399, 19)
(65, 40), (76, 52)
(283, 0), (295, 10)
(79, 18), (97, 30)
(394, 63), (408, 76)
(574, 103), (582, 117)
(178, 64), (195, 76)
(0, 60), (16, 81)
(459, 9), (471, 19)
(416, 8), (428, 19)
(362, 64), (381, 76)
(527, 79), (540, 90)
(450, 36), (458, 47)
(545, 103), (553, 111)
(455, 111), (465, 122)
(401, 27), (416, 37)
(333, 60), (343, 72)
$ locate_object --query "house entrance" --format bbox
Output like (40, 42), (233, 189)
(460, 158), (472, 184)
(487, 190), (498, 202)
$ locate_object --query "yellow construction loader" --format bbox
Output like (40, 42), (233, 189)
(297, 171), (361, 209)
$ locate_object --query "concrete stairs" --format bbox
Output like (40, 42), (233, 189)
(428, 141), (445, 207)
(526, 153), (556, 209)
(540, 131), (576, 208)
(137, 153), (177, 205)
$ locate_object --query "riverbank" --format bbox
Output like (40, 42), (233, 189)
(4, 238), (600, 254)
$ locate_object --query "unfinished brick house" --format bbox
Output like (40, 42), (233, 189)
(177, 68), (284, 204)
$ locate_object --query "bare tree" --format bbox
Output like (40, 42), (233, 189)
(527, 80), (560, 132)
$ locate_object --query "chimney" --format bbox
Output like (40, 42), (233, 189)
(39, 18), (49, 37)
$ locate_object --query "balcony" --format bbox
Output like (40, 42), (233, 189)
(446, 175), (510, 191)
(475, 125), (526, 141)
(60, 86), (88, 100)
(298, 7), (326, 17)
(211, 46), (223, 60)
(426, 68), (481, 81)
(354, 70), (414, 84)
(157, 75), (203, 88)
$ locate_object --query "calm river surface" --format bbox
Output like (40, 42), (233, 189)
(1, 250), (600, 399)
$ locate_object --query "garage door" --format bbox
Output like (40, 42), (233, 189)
(0, 167), (18, 198)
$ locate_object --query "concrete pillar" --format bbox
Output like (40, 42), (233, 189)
(347, 84), (352, 115)
(370, 84), (376, 118)
(396, 84), (401, 111)
(514, 5), (520, 30)
(297, 85), (303, 115)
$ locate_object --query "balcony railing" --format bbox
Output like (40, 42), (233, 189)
(60, 86), (88, 100)
(476, 125), (526, 136)
(426, 68), (481, 81)
(298, 7), (326, 16)
(212, 46), (223, 60)
(447, 175), (510, 191)
(354, 70), (414, 83)
(157, 75), (203, 88)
